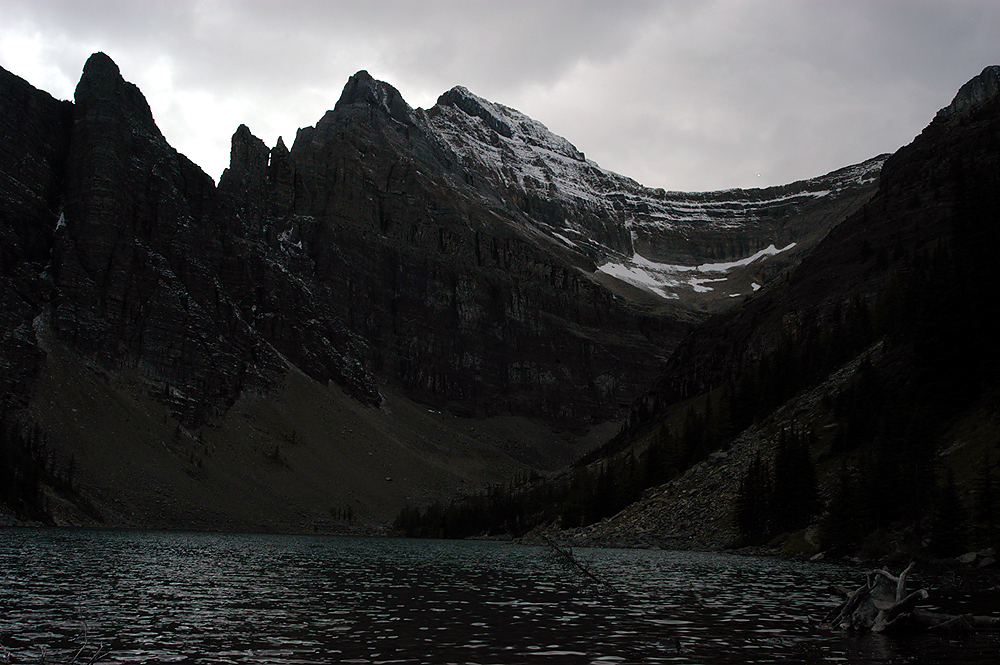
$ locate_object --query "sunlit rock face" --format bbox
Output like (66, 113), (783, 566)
(1, 55), (880, 425)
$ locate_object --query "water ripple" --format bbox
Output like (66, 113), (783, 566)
(2, 529), (997, 664)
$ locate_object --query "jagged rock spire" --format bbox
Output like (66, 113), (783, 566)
(74, 52), (162, 140)
(335, 70), (413, 125)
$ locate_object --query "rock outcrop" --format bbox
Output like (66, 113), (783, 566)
(937, 65), (1000, 118)
(49, 54), (279, 426)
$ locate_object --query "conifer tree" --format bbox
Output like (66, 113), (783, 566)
(772, 427), (820, 532)
(735, 453), (772, 542)
(972, 454), (996, 549)
(819, 462), (863, 554)
(929, 468), (967, 557)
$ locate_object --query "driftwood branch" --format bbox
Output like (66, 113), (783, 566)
(872, 588), (929, 633)
(3, 622), (110, 664)
(824, 562), (998, 634)
(541, 535), (619, 594)
(913, 610), (1000, 632)
(873, 560), (914, 603)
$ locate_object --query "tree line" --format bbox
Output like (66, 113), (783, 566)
(735, 426), (820, 543)
(0, 410), (77, 521)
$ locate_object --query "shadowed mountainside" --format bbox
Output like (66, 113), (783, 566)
(395, 67), (1000, 559)
(2, 53), (884, 531)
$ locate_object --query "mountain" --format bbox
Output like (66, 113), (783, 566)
(2, 53), (880, 531)
(426, 84), (884, 302)
(403, 66), (1000, 557)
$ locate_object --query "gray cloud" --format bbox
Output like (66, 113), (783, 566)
(1, 1), (997, 191)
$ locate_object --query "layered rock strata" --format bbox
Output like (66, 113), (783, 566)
(2, 55), (880, 430)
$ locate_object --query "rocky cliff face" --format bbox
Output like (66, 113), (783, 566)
(0, 66), (72, 409)
(249, 71), (881, 420)
(937, 65), (1000, 118)
(49, 54), (265, 426)
(1, 53), (885, 529)
(0, 56), (881, 427)
(40, 54), (381, 427)
(250, 71), (689, 422)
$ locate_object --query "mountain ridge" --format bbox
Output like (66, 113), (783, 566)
(2, 53), (902, 532)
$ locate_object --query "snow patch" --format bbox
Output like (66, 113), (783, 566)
(597, 243), (795, 299)
(691, 276), (727, 293)
(695, 243), (796, 273)
(597, 261), (682, 300)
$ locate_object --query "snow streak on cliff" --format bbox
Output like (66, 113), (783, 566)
(422, 85), (885, 305)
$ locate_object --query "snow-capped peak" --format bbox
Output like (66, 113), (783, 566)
(435, 85), (586, 162)
(419, 83), (885, 307)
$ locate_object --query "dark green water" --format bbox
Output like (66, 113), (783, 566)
(1, 529), (995, 663)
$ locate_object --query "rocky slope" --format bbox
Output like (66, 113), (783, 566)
(2, 53), (882, 530)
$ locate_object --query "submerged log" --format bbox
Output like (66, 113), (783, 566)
(824, 562), (998, 634)
(541, 535), (620, 594)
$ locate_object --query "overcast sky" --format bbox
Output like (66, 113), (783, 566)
(2, 1), (997, 192)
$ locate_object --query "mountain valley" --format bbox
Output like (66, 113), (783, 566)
(2, 55), (998, 557)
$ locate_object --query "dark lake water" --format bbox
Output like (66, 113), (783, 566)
(1, 528), (996, 664)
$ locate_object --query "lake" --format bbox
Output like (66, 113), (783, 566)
(1, 529), (996, 663)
